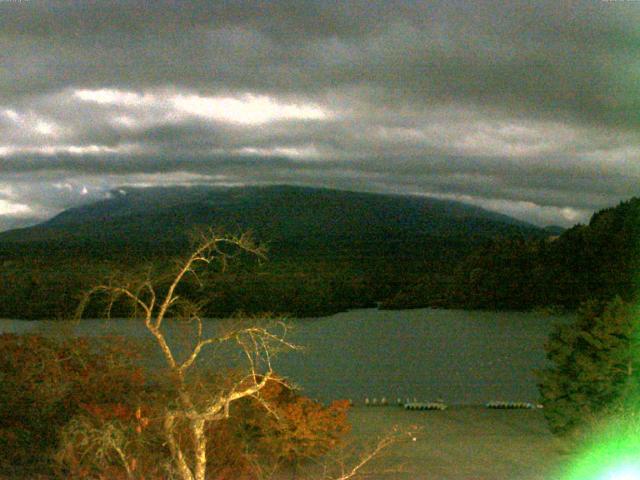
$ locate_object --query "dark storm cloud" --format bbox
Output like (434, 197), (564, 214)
(2, 1), (638, 127)
(0, 0), (638, 228)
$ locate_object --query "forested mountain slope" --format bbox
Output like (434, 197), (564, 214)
(0, 185), (560, 319)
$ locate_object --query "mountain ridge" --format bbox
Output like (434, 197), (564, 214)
(0, 185), (545, 250)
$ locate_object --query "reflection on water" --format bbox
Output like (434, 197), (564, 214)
(0, 308), (571, 405)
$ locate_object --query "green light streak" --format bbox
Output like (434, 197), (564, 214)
(558, 415), (640, 480)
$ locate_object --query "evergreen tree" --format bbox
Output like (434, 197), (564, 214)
(537, 297), (639, 435)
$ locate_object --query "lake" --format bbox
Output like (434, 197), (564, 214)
(0, 308), (570, 405)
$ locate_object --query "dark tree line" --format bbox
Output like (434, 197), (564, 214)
(387, 197), (640, 311)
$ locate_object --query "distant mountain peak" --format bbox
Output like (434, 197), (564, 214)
(0, 185), (544, 249)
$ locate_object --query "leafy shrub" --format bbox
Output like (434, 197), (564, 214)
(255, 380), (350, 461)
(537, 297), (639, 436)
(0, 333), (145, 474)
(225, 378), (351, 475)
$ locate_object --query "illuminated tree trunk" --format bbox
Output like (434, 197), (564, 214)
(192, 418), (207, 480)
(164, 412), (195, 480)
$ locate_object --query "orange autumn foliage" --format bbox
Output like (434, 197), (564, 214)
(0, 333), (145, 473)
(187, 376), (352, 478)
(1, 334), (351, 479)
(241, 378), (351, 464)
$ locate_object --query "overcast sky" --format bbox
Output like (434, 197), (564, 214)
(0, 0), (638, 231)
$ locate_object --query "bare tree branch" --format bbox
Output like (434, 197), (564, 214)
(327, 426), (419, 480)
(75, 230), (290, 480)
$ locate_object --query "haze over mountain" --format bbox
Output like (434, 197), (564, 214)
(0, 185), (548, 256)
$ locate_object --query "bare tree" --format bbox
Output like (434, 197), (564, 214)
(76, 229), (411, 480)
(76, 230), (299, 480)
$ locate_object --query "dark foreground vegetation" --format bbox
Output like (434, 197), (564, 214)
(0, 333), (351, 479)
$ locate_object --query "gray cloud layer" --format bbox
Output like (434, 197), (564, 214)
(0, 0), (638, 230)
